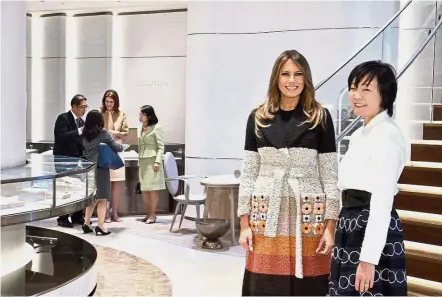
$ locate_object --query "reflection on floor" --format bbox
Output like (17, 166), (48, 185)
(95, 246), (171, 296)
(29, 215), (245, 296)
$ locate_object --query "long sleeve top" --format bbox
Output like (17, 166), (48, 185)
(337, 110), (406, 265)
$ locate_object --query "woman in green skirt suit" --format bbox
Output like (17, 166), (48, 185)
(138, 105), (166, 224)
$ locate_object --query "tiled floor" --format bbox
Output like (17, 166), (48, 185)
(30, 215), (245, 297)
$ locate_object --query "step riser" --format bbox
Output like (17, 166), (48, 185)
(406, 255), (442, 283)
(411, 144), (442, 162)
(434, 105), (442, 121)
(395, 192), (442, 215)
(399, 167), (442, 187)
(402, 223), (442, 246)
(423, 125), (442, 141)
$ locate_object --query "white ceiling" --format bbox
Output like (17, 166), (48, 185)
(26, 0), (187, 14)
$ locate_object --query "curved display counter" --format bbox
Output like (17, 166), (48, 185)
(1, 154), (97, 296)
(27, 141), (186, 215)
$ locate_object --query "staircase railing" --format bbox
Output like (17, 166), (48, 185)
(335, 15), (442, 144)
(314, 0), (413, 90)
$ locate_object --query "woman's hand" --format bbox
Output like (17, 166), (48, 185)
(153, 163), (160, 172)
(355, 261), (375, 292)
(239, 227), (253, 252)
(109, 130), (119, 138)
(316, 220), (336, 255)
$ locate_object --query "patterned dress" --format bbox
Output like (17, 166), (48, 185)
(238, 104), (340, 296)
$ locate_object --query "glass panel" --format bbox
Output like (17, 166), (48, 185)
(396, 28), (437, 140)
(432, 16), (442, 110)
(0, 154), (94, 183)
(1, 180), (53, 216)
(87, 169), (96, 199)
(55, 173), (88, 207)
(315, 1), (439, 155)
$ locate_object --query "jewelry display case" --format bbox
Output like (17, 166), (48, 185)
(1, 154), (98, 296)
(1, 154), (96, 226)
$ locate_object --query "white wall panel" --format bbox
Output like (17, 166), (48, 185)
(187, 1), (398, 34)
(118, 10), (187, 57)
(74, 13), (112, 58)
(119, 57), (186, 143)
(76, 58), (112, 110)
(41, 58), (66, 141)
(73, 13), (113, 112)
(41, 14), (66, 58)
(186, 28), (381, 160)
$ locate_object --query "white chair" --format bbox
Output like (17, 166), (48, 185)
(163, 152), (206, 232)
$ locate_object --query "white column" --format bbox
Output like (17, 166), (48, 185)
(395, 1), (437, 158)
(27, 13), (32, 141)
(185, 1), (398, 188)
(0, 1), (27, 169)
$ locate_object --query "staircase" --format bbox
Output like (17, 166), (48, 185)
(395, 103), (442, 296)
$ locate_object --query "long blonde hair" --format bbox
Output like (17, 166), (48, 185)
(255, 49), (325, 136)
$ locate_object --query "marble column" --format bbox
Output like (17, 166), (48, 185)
(0, 1), (27, 169)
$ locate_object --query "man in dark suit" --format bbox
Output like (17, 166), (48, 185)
(54, 94), (88, 227)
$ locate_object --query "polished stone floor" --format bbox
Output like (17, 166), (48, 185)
(30, 214), (245, 296)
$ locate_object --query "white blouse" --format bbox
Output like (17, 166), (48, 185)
(337, 111), (406, 265)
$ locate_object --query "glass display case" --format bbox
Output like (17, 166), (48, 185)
(1, 154), (98, 296)
(1, 154), (96, 226)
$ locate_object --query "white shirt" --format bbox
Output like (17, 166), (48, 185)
(337, 111), (406, 265)
(70, 110), (84, 135)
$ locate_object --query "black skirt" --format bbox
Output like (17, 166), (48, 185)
(328, 191), (407, 296)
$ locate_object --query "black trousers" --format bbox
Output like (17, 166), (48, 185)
(58, 210), (83, 223)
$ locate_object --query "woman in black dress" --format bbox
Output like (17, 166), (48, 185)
(238, 49), (340, 296)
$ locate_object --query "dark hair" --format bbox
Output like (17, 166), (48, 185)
(83, 110), (104, 142)
(100, 89), (120, 113)
(70, 94), (87, 107)
(348, 61), (397, 117)
(140, 105), (158, 125)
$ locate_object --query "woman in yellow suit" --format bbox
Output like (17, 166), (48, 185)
(138, 105), (165, 224)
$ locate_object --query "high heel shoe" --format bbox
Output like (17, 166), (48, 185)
(146, 216), (157, 224)
(141, 216), (149, 223)
(82, 224), (93, 234)
(95, 226), (111, 236)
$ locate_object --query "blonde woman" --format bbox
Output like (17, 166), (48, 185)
(238, 50), (340, 296)
(101, 89), (129, 222)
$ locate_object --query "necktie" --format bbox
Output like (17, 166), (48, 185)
(76, 117), (84, 128)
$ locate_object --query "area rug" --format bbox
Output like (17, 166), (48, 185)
(95, 245), (172, 296)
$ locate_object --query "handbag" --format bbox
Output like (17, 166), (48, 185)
(97, 143), (124, 170)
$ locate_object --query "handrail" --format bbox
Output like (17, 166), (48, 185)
(315, 0), (413, 90)
(335, 17), (442, 144)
